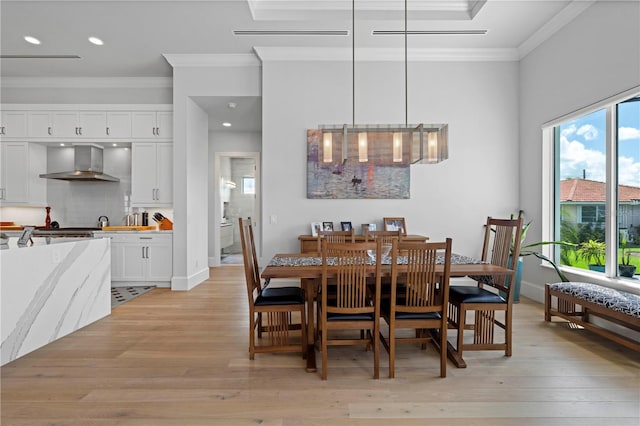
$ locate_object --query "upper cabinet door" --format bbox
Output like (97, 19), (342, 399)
(52, 112), (80, 138)
(0, 111), (28, 138)
(106, 112), (132, 138)
(78, 112), (107, 138)
(131, 112), (157, 139)
(28, 111), (54, 137)
(156, 112), (173, 140)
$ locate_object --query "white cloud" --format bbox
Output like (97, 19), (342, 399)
(560, 133), (640, 187)
(577, 124), (598, 141)
(559, 135), (606, 181)
(560, 124), (577, 139)
(619, 126), (640, 140)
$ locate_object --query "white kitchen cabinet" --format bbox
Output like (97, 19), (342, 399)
(106, 112), (132, 138)
(0, 142), (46, 206)
(101, 233), (173, 285)
(0, 111), (28, 138)
(132, 111), (173, 139)
(28, 111), (54, 137)
(131, 142), (172, 206)
(51, 111), (107, 138)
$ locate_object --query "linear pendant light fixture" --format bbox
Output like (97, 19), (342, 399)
(318, 0), (448, 165)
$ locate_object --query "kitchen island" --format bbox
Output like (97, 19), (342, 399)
(0, 237), (111, 365)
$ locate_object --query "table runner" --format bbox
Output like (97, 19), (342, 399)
(267, 253), (484, 267)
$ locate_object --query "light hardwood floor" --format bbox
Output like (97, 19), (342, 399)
(2, 266), (639, 425)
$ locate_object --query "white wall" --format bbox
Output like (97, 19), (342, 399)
(260, 58), (520, 263)
(170, 61), (261, 287)
(519, 1), (640, 301)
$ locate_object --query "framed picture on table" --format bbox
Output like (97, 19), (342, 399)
(340, 221), (352, 231)
(311, 222), (322, 237)
(383, 217), (407, 236)
(322, 222), (334, 231)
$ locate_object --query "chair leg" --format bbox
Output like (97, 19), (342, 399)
(505, 307), (513, 357)
(300, 307), (307, 359)
(321, 321), (328, 380)
(388, 324), (395, 379)
(373, 323), (380, 380)
(439, 322), (447, 378)
(249, 313), (256, 360)
(456, 304), (466, 361)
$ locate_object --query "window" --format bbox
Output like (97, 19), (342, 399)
(578, 205), (605, 224)
(242, 177), (255, 195)
(544, 89), (640, 280)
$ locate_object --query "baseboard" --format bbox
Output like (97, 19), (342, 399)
(171, 267), (210, 291)
(520, 280), (545, 303)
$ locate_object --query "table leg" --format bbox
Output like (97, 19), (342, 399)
(428, 329), (467, 368)
(302, 278), (317, 372)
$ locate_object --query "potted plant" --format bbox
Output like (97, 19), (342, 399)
(577, 239), (606, 272)
(619, 236), (637, 278)
(504, 211), (576, 302)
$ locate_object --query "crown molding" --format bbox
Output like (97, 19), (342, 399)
(0, 77), (172, 89)
(163, 53), (261, 68)
(518, 0), (596, 59)
(253, 46), (519, 62)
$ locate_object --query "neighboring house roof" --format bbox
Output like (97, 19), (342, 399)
(561, 179), (640, 202)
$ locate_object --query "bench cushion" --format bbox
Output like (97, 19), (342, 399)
(548, 282), (640, 319)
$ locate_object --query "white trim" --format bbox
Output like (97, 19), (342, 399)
(0, 77), (172, 89)
(253, 46), (519, 62)
(171, 268), (210, 291)
(518, 0), (595, 59)
(163, 53), (261, 68)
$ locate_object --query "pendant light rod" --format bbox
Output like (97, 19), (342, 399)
(352, 0), (355, 126)
(404, 0), (408, 127)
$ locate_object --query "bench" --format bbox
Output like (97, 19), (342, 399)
(545, 282), (640, 352)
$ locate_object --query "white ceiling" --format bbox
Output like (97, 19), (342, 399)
(0, 0), (596, 131)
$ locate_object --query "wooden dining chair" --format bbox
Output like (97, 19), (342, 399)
(363, 228), (402, 244)
(447, 216), (523, 361)
(316, 229), (355, 253)
(318, 239), (382, 380)
(380, 238), (452, 378)
(239, 217), (307, 360)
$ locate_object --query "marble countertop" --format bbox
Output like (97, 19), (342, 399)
(1, 237), (94, 250)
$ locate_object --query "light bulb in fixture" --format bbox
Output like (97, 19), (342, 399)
(88, 37), (104, 46)
(222, 122), (232, 127)
(24, 36), (41, 45)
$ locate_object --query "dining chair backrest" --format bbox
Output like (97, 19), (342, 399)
(321, 239), (380, 314)
(239, 217), (262, 299)
(391, 238), (452, 314)
(316, 229), (355, 252)
(481, 216), (523, 292)
(363, 228), (401, 244)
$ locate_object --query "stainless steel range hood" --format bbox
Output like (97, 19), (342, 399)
(40, 145), (120, 182)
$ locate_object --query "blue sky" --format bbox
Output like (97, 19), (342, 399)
(559, 98), (640, 187)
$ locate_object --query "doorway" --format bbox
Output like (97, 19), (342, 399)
(216, 153), (260, 265)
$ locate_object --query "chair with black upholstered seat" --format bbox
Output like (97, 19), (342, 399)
(380, 238), (452, 378)
(447, 216), (523, 361)
(318, 239), (381, 380)
(239, 217), (306, 360)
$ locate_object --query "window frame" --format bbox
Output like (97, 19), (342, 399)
(542, 86), (640, 280)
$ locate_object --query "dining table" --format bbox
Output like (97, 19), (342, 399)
(261, 251), (514, 372)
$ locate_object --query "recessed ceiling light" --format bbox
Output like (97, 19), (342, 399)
(24, 36), (41, 45)
(228, 102), (237, 109)
(88, 37), (104, 46)
(60, 143), (65, 146)
(222, 122), (232, 127)
(112, 143), (118, 147)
